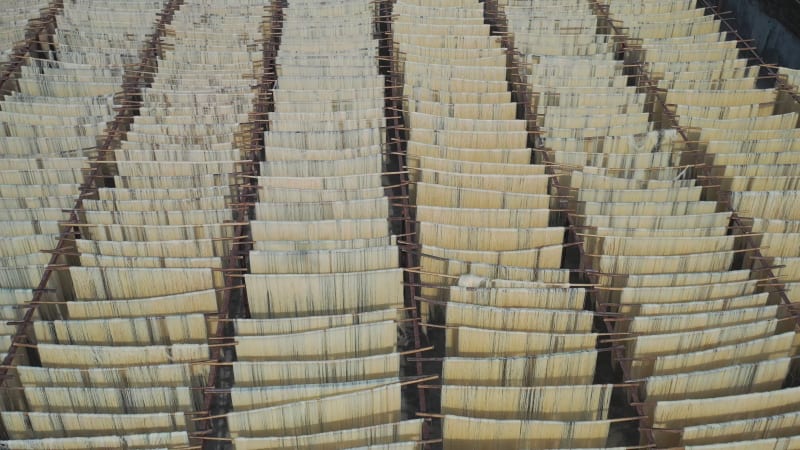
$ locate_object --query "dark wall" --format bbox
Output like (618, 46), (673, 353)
(717, 0), (800, 69)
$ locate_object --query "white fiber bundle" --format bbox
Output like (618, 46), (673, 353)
(232, 420), (423, 450)
(683, 436), (800, 450)
(644, 332), (796, 379)
(253, 236), (396, 252)
(250, 219), (389, 242)
(408, 112), (525, 133)
(245, 269), (403, 317)
(405, 100), (516, 121)
(33, 314), (209, 345)
(415, 183), (551, 209)
(651, 386), (800, 430)
(416, 206), (550, 228)
(577, 200), (717, 217)
(681, 411), (800, 446)
(22, 386), (193, 413)
(254, 198), (389, 221)
(446, 327), (597, 357)
(576, 187), (702, 204)
(422, 244), (564, 271)
(626, 306), (778, 335)
(37, 343), (209, 368)
(82, 196), (228, 213)
(665, 89), (776, 107)
(233, 353), (400, 387)
(69, 267), (214, 300)
(449, 286), (584, 310)
(96, 185), (232, 202)
(410, 129), (528, 150)
(249, 247), (398, 274)
(411, 157), (544, 177)
(466, 265), (571, 284)
(226, 385), (402, 438)
(259, 156), (384, 178)
(0, 431), (190, 449)
(83, 223), (232, 242)
(584, 235), (735, 257)
(1, 410), (186, 439)
(588, 226), (728, 239)
(642, 358), (791, 402)
(630, 320), (779, 359)
(263, 146), (383, 163)
(440, 384), (613, 421)
(234, 309), (397, 336)
(446, 303), (593, 333)
(65, 289), (218, 319)
(407, 142), (531, 164)
(623, 293), (769, 317)
(231, 377), (399, 410)
(593, 251), (736, 274)
(442, 415), (610, 449)
(616, 270), (752, 289)
(114, 174), (234, 191)
(263, 129), (383, 150)
(256, 174), (383, 191)
(574, 212), (731, 230)
(418, 171), (550, 196)
(83, 209), (233, 229)
(16, 363), (207, 389)
(76, 255), (223, 274)
(730, 191), (800, 220)
(420, 223), (563, 251)
(235, 321), (396, 361)
(443, 351), (597, 386)
(614, 280), (759, 305)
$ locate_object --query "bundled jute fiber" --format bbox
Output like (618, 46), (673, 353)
(449, 286), (584, 310)
(16, 363), (208, 389)
(641, 358), (791, 402)
(419, 223), (563, 251)
(37, 343), (209, 368)
(234, 309), (397, 336)
(0, 410), (187, 439)
(630, 319), (779, 359)
(0, 431), (191, 449)
(230, 377), (399, 410)
(443, 351), (597, 386)
(440, 384), (613, 420)
(235, 321), (397, 361)
(69, 267), (214, 300)
(33, 314), (209, 345)
(445, 302), (593, 333)
(232, 354), (400, 387)
(244, 269), (404, 318)
(226, 385), (402, 438)
(650, 386), (800, 430)
(22, 386), (193, 414)
(683, 436), (800, 450)
(232, 420), (423, 450)
(631, 332), (795, 380)
(415, 206), (550, 228)
(620, 293), (769, 317)
(253, 236), (396, 252)
(606, 280), (757, 307)
(681, 411), (800, 446)
(445, 327), (597, 357)
(65, 289), (219, 319)
(249, 247), (398, 274)
(250, 219), (390, 242)
(442, 414), (611, 449)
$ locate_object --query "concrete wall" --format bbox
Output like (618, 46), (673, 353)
(718, 0), (800, 69)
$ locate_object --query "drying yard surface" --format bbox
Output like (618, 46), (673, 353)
(0, 0), (799, 449)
